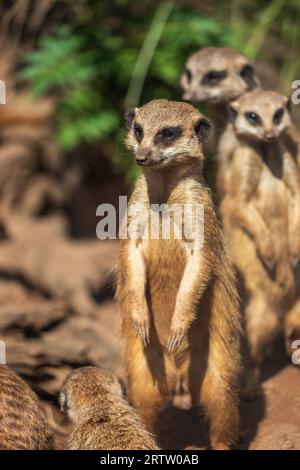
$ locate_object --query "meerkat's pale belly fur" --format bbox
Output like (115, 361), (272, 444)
(256, 166), (290, 260)
(145, 237), (186, 342)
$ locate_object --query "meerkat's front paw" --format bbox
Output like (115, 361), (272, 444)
(132, 312), (150, 347)
(167, 325), (185, 353)
(276, 260), (295, 293)
(288, 243), (300, 269)
(258, 238), (276, 273)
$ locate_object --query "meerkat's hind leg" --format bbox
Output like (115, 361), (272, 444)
(243, 294), (280, 400)
(191, 365), (239, 449)
(125, 337), (169, 435)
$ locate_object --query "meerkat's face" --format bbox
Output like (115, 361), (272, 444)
(228, 90), (291, 142)
(126, 99), (211, 169)
(181, 47), (259, 105)
(59, 367), (123, 423)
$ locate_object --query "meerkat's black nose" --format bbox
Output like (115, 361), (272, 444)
(136, 148), (152, 165)
(265, 133), (275, 142)
(136, 156), (147, 164)
(183, 92), (197, 103)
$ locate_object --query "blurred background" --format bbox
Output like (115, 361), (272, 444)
(0, 0), (300, 450)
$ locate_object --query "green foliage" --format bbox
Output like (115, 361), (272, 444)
(20, 0), (300, 183)
(20, 1), (234, 183)
(219, 0), (300, 89)
(151, 8), (233, 87)
(21, 26), (120, 151)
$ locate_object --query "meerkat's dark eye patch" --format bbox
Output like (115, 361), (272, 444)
(162, 127), (182, 140)
(202, 70), (227, 86)
(245, 111), (262, 126)
(240, 64), (256, 87)
(185, 68), (192, 83)
(273, 107), (284, 125)
(154, 127), (182, 145)
(134, 122), (143, 143)
(194, 117), (212, 142)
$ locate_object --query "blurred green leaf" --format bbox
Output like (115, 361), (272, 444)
(20, 0), (300, 183)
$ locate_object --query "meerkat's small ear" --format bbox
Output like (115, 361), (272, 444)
(194, 117), (212, 142)
(240, 63), (259, 88)
(125, 108), (137, 128)
(227, 104), (238, 122)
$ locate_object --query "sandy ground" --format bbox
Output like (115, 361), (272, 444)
(1, 239), (299, 451)
(49, 305), (300, 451)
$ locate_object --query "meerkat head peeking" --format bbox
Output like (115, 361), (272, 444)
(60, 367), (124, 424)
(60, 367), (159, 450)
(181, 47), (259, 104)
(228, 89), (291, 143)
(126, 99), (211, 168)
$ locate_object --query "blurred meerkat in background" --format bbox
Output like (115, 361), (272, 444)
(221, 89), (300, 398)
(0, 365), (54, 450)
(117, 99), (241, 449)
(181, 47), (260, 199)
(60, 366), (159, 450)
(181, 47), (258, 105)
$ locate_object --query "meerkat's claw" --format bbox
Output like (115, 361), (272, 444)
(289, 252), (300, 269)
(167, 327), (184, 353)
(134, 319), (150, 347)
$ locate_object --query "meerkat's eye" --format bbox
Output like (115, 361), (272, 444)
(202, 70), (227, 86)
(273, 107), (284, 125)
(154, 127), (183, 145)
(185, 68), (192, 83)
(134, 122), (143, 143)
(240, 64), (255, 86)
(245, 111), (261, 125)
(162, 127), (182, 140)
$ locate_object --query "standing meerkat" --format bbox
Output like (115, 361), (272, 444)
(0, 365), (54, 450)
(221, 89), (300, 398)
(116, 99), (241, 450)
(59, 366), (159, 450)
(181, 47), (260, 199)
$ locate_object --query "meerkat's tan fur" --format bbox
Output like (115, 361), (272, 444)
(60, 366), (158, 450)
(0, 365), (54, 450)
(181, 47), (260, 199)
(116, 99), (241, 450)
(221, 90), (300, 397)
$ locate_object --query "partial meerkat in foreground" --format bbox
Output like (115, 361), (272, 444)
(181, 47), (260, 198)
(59, 366), (158, 450)
(221, 89), (300, 398)
(0, 365), (54, 450)
(116, 99), (241, 450)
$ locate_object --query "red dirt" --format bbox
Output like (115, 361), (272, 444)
(1, 236), (300, 450)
